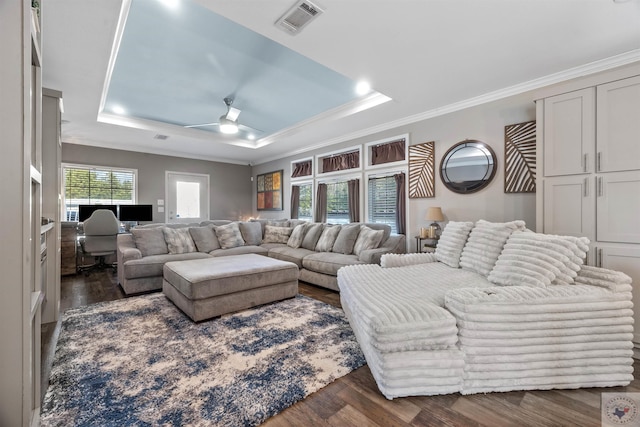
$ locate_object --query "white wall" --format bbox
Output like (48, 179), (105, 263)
(252, 91), (537, 250)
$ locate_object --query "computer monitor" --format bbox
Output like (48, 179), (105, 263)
(77, 204), (118, 222)
(118, 204), (153, 222)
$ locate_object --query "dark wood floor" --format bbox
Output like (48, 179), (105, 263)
(42, 270), (638, 427)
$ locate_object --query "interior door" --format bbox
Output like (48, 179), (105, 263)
(165, 171), (209, 223)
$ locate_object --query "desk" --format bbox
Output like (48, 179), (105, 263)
(415, 236), (438, 253)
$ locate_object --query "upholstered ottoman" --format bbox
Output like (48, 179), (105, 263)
(162, 254), (299, 321)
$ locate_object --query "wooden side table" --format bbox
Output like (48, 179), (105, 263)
(415, 236), (438, 253)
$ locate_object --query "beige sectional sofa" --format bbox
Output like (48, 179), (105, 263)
(117, 219), (406, 295)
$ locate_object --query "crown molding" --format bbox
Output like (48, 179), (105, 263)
(254, 49), (640, 165)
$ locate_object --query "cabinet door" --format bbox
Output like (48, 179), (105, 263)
(543, 176), (594, 240)
(596, 244), (640, 344)
(596, 170), (640, 244)
(543, 88), (595, 176)
(596, 75), (640, 173)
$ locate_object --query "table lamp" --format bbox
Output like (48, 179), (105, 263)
(425, 207), (444, 239)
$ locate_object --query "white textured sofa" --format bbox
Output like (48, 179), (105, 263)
(338, 220), (634, 399)
(117, 219), (405, 295)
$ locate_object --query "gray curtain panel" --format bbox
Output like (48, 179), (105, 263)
(394, 172), (406, 235)
(322, 151), (359, 173)
(290, 185), (300, 219)
(291, 160), (312, 178)
(371, 139), (405, 165)
(315, 183), (327, 223)
(348, 179), (360, 223)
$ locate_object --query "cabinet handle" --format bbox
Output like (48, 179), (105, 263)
(583, 177), (588, 197)
(583, 153), (588, 173)
(597, 152), (601, 172)
(598, 177), (603, 197)
(598, 248), (603, 268)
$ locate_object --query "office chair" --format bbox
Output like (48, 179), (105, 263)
(77, 209), (120, 274)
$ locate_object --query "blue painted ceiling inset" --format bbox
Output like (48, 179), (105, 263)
(104, 0), (362, 138)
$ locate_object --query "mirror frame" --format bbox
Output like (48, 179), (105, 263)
(439, 140), (497, 194)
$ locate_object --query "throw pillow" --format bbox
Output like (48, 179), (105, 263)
(239, 221), (263, 246)
(214, 222), (245, 249)
(131, 228), (168, 257)
(287, 223), (309, 248)
(353, 225), (385, 256)
(488, 231), (589, 287)
(300, 223), (324, 250)
(188, 225), (221, 252)
(162, 227), (196, 254)
(332, 223), (362, 255)
(315, 225), (342, 252)
(263, 225), (294, 244)
(459, 219), (526, 277)
(434, 221), (474, 268)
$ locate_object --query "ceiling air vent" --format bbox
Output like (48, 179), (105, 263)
(275, 0), (324, 35)
(153, 134), (169, 140)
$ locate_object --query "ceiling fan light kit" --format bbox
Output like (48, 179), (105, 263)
(219, 117), (239, 134)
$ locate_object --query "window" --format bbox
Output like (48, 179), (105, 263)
(368, 175), (398, 233)
(63, 164), (136, 221)
(326, 181), (350, 224)
(298, 183), (313, 221)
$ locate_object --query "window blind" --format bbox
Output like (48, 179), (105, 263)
(326, 181), (350, 224)
(63, 165), (136, 221)
(368, 175), (398, 233)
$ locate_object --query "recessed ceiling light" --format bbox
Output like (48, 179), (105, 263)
(112, 105), (126, 115)
(247, 134), (256, 140)
(356, 81), (371, 95)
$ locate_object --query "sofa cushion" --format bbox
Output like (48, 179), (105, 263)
(199, 220), (232, 227)
(189, 225), (221, 252)
(435, 221), (474, 268)
(353, 225), (384, 256)
(239, 221), (263, 246)
(162, 227), (196, 254)
(209, 245), (269, 257)
(269, 246), (316, 268)
(287, 223), (309, 248)
(302, 252), (364, 276)
(131, 228), (168, 257)
(315, 225), (341, 252)
(459, 220), (526, 277)
(332, 223), (361, 255)
(214, 222), (245, 249)
(488, 231), (589, 287)
(263, 225), (293, 244)
(362, 223), (391, 244)
(301, 223), (324, 250)
(123, 252), (210, 279)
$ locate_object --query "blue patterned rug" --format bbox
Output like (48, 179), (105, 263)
(41, 294), (365, 426)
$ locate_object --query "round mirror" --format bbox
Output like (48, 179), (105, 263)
(440, 140), (497, 194)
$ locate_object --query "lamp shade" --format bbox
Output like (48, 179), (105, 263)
(425, 207), (444, 222)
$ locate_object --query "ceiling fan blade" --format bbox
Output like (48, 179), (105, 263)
(184, 122), (219, 128)
(238, 123), (262, 134)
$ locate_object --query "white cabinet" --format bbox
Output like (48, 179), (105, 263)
(596, 75), (640, 173)
(538, 74), (640, 349)
(543, 175), (594, 241)
(596, 170), (640, 244)
(596, 244), (640, 343)
(543, 87), (595, 176)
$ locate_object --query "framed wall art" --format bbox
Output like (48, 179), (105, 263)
(257, 170), (283, 210)
(504, 120), (536, 193)
(408, 141), (435, 198)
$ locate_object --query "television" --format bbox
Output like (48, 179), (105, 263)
(118, 204), (153, 222)
(78, 204), (118, 222)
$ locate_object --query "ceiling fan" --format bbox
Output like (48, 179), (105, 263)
(185, 97), (260, 137)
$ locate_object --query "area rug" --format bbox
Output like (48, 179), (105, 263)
(41, 294), (366, 426)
